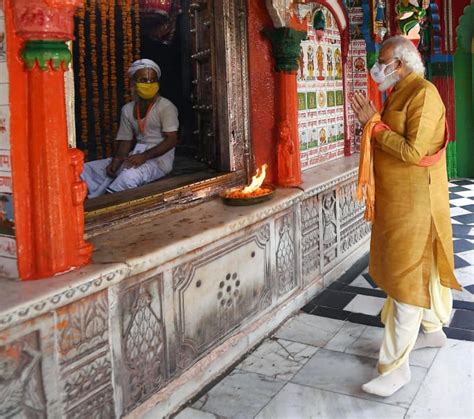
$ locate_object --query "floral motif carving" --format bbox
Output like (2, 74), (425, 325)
(123, 284), (165, 411)
(276, 213), (296, 295)
(57, 292), (109, 364)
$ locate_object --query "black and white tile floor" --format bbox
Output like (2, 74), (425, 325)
(302, 178), (474, 342)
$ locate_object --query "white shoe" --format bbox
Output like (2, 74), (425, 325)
(362, 361), (411, 397)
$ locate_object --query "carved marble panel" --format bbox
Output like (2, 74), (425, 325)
(65, 385), (114, 419)
(55, 291), (115, 418)
(116, 274), (166, 414)
(338, 180), (365, 230)
(56, 291), (109, 366)
(340, 217), (371, 255)
(275, 211), (297, 296)
(0, 331), (47, 418)
(173, 223), (271, 371)
(301, 194), (320, 283)
(320, 189), (338, 268)
(0, 313), (59, 418)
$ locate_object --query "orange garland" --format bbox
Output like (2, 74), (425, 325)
(75, 0), (140, 157)
(100, 0), (111, 156)
(109, 0), (119, 136)
(121, 0), (132, 102)
(77, 5), (88, 158)
(133, 0), (141, 61)
(88, 0), (103, 159)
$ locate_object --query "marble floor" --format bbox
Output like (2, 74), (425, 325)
(173, 180), (474, 419)
(174, 314), (473, 419)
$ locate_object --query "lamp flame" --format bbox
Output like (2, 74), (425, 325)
(242, 164), (268, 194)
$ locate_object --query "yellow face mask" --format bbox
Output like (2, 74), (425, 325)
(135, 82), (160, 100)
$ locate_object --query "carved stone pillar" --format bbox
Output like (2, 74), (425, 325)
(264, 27), (307, 187)
(10, 0), (92, 279)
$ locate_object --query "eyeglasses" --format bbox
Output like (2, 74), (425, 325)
(377, 56), (400, 66)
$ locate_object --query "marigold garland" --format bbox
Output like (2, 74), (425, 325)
(100, 0), (111, 156)
(121, 0), (132, 102)
(109, 0), (119, 136)
(88, 0), (103, 159)
(75, 0), (140, 158)
(77, 5), (88, 159)
(133, 0), (141, 61)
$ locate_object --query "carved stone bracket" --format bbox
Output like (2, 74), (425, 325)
(265, 0), (293, 28)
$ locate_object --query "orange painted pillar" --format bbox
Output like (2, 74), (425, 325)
(9, 0), (92, 279)
(264, 27), (307, 187)
(276, 71), (302, 186)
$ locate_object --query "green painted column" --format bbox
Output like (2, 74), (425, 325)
(453, 4), (474, 179)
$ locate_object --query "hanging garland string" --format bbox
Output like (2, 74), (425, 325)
(77, 5), (88, 159)
(133, 0), (141, 61)
(109, 0), (119, 136)
(75, 0), (140, 159)
(88, 0), (103, 159)
(100, 0), (111, 156)
(122, 0), (132, 103)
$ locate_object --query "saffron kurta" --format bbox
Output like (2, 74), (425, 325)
(370, 72), (461, 308)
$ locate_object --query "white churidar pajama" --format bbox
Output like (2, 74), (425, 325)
(377, 254), (452, 374)
(81, 96), (179, 198)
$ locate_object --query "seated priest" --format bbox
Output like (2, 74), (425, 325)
(81, 59), (179, 198)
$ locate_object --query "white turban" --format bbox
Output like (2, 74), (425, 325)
(127, 59), (162, 80)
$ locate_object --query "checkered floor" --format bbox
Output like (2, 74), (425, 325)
(302, 178), (474, 342)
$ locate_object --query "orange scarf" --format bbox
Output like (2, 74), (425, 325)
(356, 114), (381, 223)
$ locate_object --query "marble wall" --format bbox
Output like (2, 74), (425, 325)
(0, 5), (17, 279)
(0, 172), (369, 418)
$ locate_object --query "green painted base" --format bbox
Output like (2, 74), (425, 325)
(262, 27), (307, 73)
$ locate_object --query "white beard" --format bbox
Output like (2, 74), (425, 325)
(378, 72), (401, 92)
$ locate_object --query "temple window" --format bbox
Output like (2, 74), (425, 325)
(69, 0), (250, 231)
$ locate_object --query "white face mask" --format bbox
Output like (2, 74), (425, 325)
(370, 58), (399, 84)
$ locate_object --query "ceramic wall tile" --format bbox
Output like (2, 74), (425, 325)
(0, 16), (5, 64)
(0, 254), (17, 278)
(0, 83), (8, 105)
(0, 105), (9, 150)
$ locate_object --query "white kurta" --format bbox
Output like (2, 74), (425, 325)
(81, 96), (179, 198)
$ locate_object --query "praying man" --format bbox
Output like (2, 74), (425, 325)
(350, 36), (461, 397)
(82, 59), (179, 198)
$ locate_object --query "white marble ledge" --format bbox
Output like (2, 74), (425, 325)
(300, 154), (359, 196)
(91, 156), (359, 276)
(0, 156), (359, 332)
(0, 261), (129, 332)
(91, 187), (302, 276)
